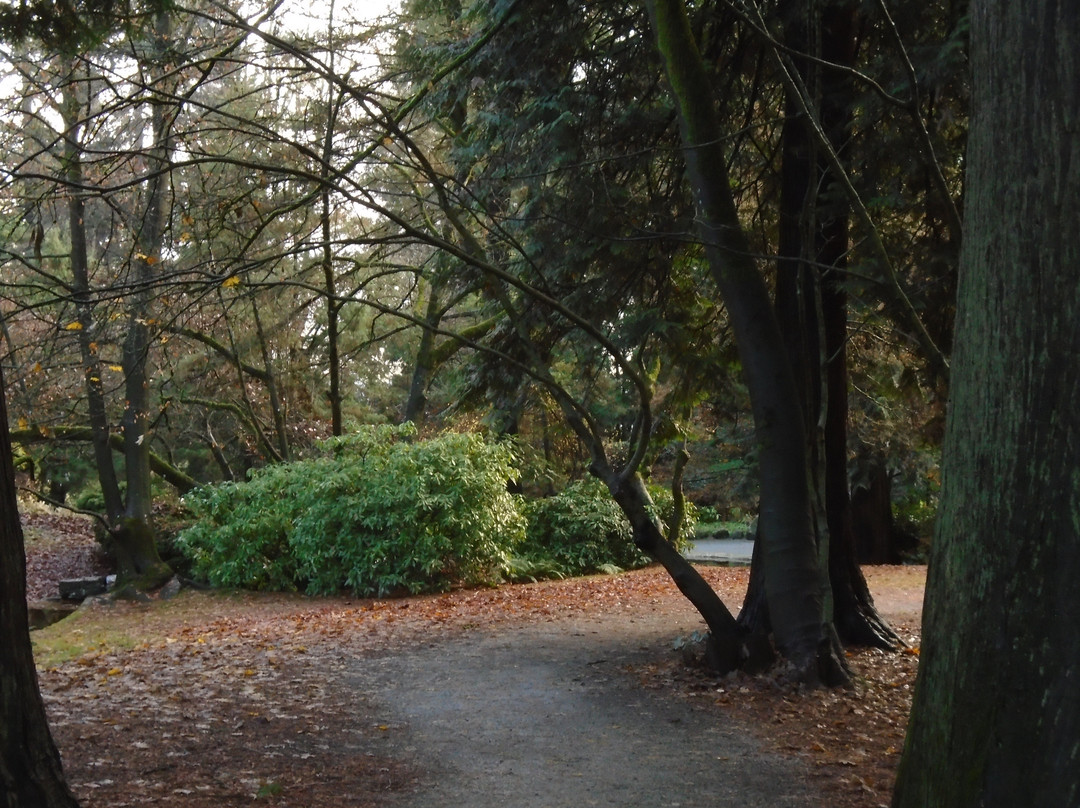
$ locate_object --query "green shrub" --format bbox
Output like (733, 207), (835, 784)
(514, 476), (695, 579)
(177, 424), (526, 596)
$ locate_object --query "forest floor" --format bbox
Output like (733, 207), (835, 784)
(25, 508), (924, 808)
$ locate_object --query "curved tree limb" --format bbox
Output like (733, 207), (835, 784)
(11, 425), (198, 494)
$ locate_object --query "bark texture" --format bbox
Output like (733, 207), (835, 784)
(893, 2), (1080, 804)
(607, 471), (744, 673)
(0, 367), (81, 808)
(646, 0), (839, 682)
(817, 0), (900, 650)
(115, 9), (175, 589)
(63, 78), (124, 523)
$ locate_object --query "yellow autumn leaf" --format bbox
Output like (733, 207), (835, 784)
(63, 321), (83, 330)
(243, 669), (256, 677)
(222, 275), (241, 288)
(107, 668), (122, 676)
(109, 365), (123, 372)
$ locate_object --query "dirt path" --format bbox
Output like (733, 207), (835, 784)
(352, 613), (817, 807)
(28, 518), (922, 808)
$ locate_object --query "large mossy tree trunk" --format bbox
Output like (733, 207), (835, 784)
(0, 367), (81, 808)
(892, 1), (1080, 804)
(645, 0), (846, 684)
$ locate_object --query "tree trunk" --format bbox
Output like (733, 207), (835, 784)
(250, 298), (290, 462)
(817, 0), (900, 650)
(321, 163), (342, 436)
(62, 78), (123, 523)
(320, 8), (343, 436)
(0, 365), (81, 808)
(646, 0), (844, 684)
(893, 2), (1080, 804)
(403, 283), (442, 425)
(607, 471), (744, 673)
(848, 451), (916, 565)
(115, 8), (174, 590)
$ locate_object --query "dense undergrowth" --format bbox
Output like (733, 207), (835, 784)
(177, 425), (693, 597)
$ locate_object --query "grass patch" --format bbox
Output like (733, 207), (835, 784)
(694, 520), (755, 540)
(32, 607), (146, 668)
(31, 590), (251, 668)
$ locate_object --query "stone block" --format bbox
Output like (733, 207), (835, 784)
(59, 577), (109, 600)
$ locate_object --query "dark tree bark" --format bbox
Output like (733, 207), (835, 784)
(0, 365), (81, 808)
(816, 0), (900, 650)
(250, 298), (290, 463)
(62, 65), (167, 587)
(740, 0), (833, 656)
(848, 451), (916, 564)
(606, 470), (744, 673)
(893, 1), (1080, 804)
(752, 0), (900, 651)
(402, 283), (443, 426)
(321, 144), (343, 437)
(646, 0), (846, 684)
(62, 76), (124, 524)
(320, 6), (344, 436)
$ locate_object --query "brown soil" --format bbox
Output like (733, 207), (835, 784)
(26, 511), (923, 808)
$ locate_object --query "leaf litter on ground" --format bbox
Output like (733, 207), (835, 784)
(27, 510), (922, 808)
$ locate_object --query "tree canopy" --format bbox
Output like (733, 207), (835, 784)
(1, 0), (965, 673)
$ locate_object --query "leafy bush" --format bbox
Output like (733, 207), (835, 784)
(177, 424), (526, 596)
(513, 476), (695, 579)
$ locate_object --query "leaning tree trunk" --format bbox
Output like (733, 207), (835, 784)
(0, 366), (81, 808)
(607, 470), (744, 673)
(893, 2), (1080, 804)
(646, 0), (845, 684)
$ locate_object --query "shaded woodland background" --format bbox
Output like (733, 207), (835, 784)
(1, 0), (962, 568)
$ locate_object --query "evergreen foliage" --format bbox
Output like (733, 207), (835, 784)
(178, 424), (526, 596)
(517, 476), (694, 579)
(178, 424), (696, 594)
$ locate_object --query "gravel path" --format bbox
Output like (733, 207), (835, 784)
(347, 612), (820, 808)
